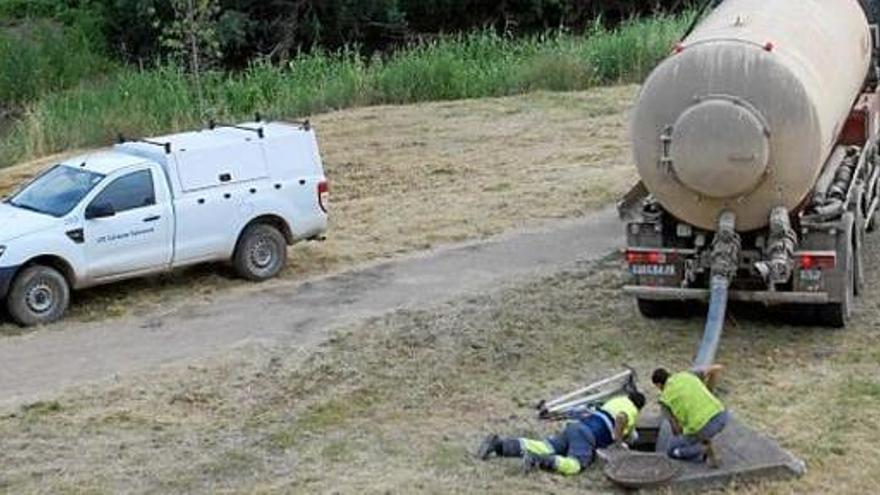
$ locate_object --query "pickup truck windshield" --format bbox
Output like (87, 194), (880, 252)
(8, 165), (105, 217)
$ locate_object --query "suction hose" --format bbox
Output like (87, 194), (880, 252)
(694, 275), (730, 368)
(694, 211), (740, 369)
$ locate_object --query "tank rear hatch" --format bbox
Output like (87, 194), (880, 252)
(631, 0), (871, 231)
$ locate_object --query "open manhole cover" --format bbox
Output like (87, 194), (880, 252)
(604, 453), (683, 489)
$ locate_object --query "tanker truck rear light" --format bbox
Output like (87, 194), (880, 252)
(763, 42), (775, 52)
(626, 250), (677, 265)
(798, 253), (836, 270)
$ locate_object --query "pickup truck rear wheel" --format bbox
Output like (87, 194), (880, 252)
(234, 224), (287, 281)
(7, 265), (70, 327)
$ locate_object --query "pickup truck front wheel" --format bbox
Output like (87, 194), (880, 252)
(7, 265), (70, 327)
(234, 224), (287, 281)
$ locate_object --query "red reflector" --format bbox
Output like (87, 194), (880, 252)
(764, 41), (775, 52)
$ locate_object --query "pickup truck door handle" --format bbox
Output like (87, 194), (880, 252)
(143, 215), (161, 223)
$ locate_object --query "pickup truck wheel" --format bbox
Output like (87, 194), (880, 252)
(234, 224), (287, 281)
(7, 265), (70, 327)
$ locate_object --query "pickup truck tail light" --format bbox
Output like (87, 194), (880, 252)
(318, 180), (329, 213)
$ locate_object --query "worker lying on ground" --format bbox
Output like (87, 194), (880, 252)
(651, 367), (728, 467)
(477, 391), (646, 476)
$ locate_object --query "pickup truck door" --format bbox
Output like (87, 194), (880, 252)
(83, 167), (173, 280)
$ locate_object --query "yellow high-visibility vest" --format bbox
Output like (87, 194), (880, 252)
(660, 372), (725, 435)
(602, 396), (639, 437)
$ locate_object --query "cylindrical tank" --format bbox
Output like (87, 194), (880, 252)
(631, 0), (872, 231)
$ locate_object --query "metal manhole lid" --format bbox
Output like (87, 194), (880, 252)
(603, 452), (684, 489)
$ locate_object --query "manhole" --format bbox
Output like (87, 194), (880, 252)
(604, 452), (684, 489)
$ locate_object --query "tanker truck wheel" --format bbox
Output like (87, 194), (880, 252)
(816, 238), (855, 328)
(636, 299), (690, 319)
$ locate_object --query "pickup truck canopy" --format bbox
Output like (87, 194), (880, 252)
(115, 121), (321, 194)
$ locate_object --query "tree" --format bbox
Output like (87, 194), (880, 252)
(89, 0), (692, 67)
(161, 0), (223, 73)
(158, 0), (222, 114)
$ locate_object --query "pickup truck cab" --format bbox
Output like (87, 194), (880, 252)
(0, 120), (329, 326)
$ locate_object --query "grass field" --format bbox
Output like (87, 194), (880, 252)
(0, 82), (876, 495)
(2, 244), (878, 493)
(0, 85), (638, 333)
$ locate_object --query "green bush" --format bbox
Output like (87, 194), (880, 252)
(0, 13), (691, 166)
(95, 0), (690, 66)
(0, 19), (113, 105)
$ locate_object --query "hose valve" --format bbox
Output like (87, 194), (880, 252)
(755, 207), (797, 288)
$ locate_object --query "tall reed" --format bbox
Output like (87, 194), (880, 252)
(0, 13), (691, 166)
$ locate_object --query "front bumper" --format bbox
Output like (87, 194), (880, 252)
(0, 265), (18, 299)
(623, 285), (830, 305)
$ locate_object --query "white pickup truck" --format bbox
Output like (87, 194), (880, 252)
(0, 120), (329, 326)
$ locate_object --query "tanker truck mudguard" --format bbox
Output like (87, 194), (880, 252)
(0, 119), (329, 326)
(621, 0), (880, 328)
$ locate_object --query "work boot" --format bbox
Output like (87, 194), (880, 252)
(704, 441), (721, 469)
(523, 452), (557, 473)
(477, 434), (502, 460)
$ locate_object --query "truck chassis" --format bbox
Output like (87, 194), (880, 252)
(621, 90), (880, 327)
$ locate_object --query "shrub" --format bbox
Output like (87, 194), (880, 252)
(0, 12), (690, 166)
(0, 19), (113, 106)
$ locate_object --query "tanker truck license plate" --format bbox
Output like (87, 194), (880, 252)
(631, 265), (676, 276)
(800, 270), (822, 282)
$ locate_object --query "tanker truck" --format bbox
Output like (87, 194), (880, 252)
(621, 0), (880, 327)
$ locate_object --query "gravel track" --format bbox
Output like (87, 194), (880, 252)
(0, 208), (622, 409)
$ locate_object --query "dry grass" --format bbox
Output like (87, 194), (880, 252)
(1, 244), (879, 493)
(4, 84), (873, 493)
(0, 86), (637, 331)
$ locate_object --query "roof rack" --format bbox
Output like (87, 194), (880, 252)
(254, 112), (312, 131)
(208, 119), (265, 139)
(281, 119), (311, 131)
(117, 134), (172, 154)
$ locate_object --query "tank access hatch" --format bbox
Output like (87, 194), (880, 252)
(599, 414), (806, 490)
(537, 366), (805, 490)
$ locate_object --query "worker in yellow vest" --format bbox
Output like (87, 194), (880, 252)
(477, 391), (646, 476)
(651, 368), (729, 467)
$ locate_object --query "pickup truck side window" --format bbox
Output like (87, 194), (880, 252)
(90, 170), (156, 213)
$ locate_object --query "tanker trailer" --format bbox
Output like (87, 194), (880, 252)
(621, 0), (880, 327)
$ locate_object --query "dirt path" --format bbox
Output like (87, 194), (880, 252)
(0, 208), (622, 408)
(2, 213), (877, 494)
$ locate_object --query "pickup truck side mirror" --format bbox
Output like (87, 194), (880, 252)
(86, 202), (116, 220)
